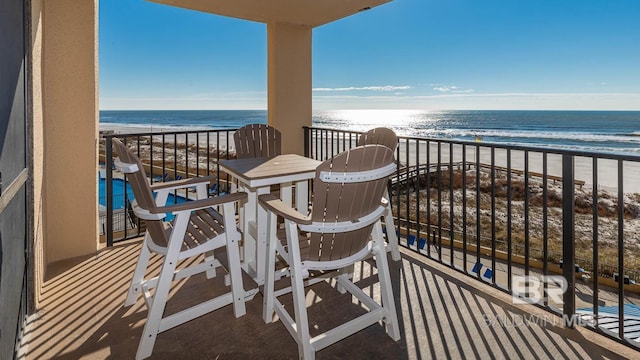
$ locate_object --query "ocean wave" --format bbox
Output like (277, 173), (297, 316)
(410, 128), (640, 144)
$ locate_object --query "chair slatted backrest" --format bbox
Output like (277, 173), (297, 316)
(306, 145), (394, 262)
(112, 138), (170, 247)
(233, 124), (282, 159)
(356, 127), (400, 260)
(357, 127), (398, 151)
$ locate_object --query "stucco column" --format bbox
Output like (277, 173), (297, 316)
(267, 23), (312, 155)
(42, 0), (99, 263)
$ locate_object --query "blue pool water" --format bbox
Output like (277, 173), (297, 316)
(99, 177), (187, 210)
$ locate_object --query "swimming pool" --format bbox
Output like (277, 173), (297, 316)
(99, 178), (187, 210)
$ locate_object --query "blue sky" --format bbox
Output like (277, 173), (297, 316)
(100, 0), (640, 110)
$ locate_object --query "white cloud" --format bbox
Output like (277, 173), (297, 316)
(433, 85), (475, 94)
(433, 86), (453, 92)
(313, 85), (411, 92)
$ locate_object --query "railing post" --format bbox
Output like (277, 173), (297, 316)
(562, 153), (576, 326)
(105, 135), (114, 247)
(303, 126), (310, 158)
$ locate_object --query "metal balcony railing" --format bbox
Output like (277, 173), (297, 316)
(303, 126), (640, 350)
(101, 130), (235, 244)
(100, 126), (640, 349)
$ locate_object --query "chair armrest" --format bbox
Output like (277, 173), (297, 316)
(150, 191), (247, 214)
(258, 194), (311, 225)
(150, 176), (216, 192)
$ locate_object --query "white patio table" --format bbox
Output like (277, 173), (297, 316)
(218, 154), (321, 285)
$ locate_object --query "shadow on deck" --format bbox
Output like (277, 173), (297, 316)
(18, 239), (638, 359)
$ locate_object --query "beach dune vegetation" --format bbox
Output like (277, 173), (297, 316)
(393, 168), (640, 280)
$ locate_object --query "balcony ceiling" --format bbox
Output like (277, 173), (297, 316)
(149, 0), (392, 27)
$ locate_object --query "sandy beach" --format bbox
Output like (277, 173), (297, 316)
(100, 123), (237, 150)
(101, 123), (640, 194)
(396, 140), (640, 194)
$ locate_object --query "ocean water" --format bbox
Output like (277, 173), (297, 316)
(100, 110), (640, 155)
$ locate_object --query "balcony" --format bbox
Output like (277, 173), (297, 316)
(19, 127), (640, 358)
(18, 240), (636, 359)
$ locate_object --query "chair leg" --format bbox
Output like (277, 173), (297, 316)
(262, 210), (278, 323)
(384, 208), (400, 261)
(226, 236), (246, 318)
(335, 265), (354, 294)
(125, 233), (152, 307)
(204, 250), (218, 279)
(136, 238), (182, 359)
(383, 189), (400, 261)
(223, 202), (247, 318)
(372, 223), (401, 341)
(136, 213), (191, 360)
(285, 221), (314, 360)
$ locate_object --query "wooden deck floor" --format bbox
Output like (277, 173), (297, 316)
(18, 239), (639, 359)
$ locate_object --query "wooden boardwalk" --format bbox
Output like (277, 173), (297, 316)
(391, 162), (585, 189)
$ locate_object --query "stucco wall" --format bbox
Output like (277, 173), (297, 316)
(41, 0), (99, 264)
(28, 0), (45, 307)
(267, 23), (312, 155)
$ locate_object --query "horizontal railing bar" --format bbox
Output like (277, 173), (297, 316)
(304, 126), (640, 161)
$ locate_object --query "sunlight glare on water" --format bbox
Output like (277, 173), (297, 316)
(316, 109), (431, 135)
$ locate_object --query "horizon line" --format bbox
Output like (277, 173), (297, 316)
(99, 108), (640, 112)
